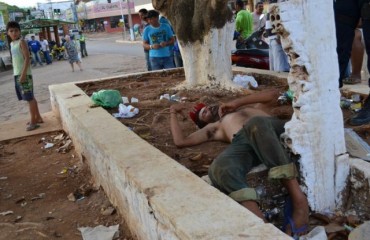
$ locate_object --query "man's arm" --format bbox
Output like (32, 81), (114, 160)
(219, 89), (280, 117)
(170, 104), (220, 148)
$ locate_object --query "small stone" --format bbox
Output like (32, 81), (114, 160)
(0, 176), (8, 180)
(67, 193), (76, 202)
(101, 207), (116, 216)
(14, 216), (22, 222)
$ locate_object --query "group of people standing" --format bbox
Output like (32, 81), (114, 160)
(138, 8), (183, 72)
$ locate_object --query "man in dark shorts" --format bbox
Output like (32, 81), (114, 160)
(169, 90), (308, 238)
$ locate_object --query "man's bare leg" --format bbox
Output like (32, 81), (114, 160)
(350, 29), (364, 80)
(281, 178), (309, 236)
(241, 200), (266, 222)
(32, 98), (43, 123)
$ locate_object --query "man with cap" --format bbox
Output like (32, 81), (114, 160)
(169, 90), (308, 237)
(142, 10), (175, 70)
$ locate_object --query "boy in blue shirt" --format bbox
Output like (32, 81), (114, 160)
(28, 35), (43, 67)
(142, 10), (175, 70)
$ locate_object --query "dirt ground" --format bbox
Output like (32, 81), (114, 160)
(77, 69), (369, 239)
(0, 131), (133, 240)
(2, 69), (369, 239)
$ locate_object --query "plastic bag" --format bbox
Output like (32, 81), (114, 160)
(91, 90), (122, 108)
(233, 74), (258, 89)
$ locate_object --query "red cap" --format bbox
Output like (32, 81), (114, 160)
(189, 103), (206, 128)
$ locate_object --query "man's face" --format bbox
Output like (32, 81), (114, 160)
(7, 27), (20, 41)
(198, 105), (220, 123)
(256, 3), (264, 14)
(148, 17), (159, 26)
(139, 12), (146, 21)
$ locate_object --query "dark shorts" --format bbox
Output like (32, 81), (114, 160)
(208, 116), (297, 202)
(14, 75), (34, 101)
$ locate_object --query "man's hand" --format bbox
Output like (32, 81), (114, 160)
(151, 43), (161, 49)
(19, 75), (26, 84)
(218, 102), (237, 118)
(160, 41), (167, 48)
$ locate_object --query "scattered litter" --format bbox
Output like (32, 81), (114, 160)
(0, 210), (14, 216)
(78, 224), (119, 240)
(54, 133), (64, 141)
(112, 104), (139, 119)
(160, 93), (170, 100)
(345, 128), (370, 161)
(91, 89), (122, 108)
(348, 221), (370, 240)
(121, 96), (129, 104)
(0, 176), (8, 180)
(277, 90), (294, 105)
(300, 226), (327, 240)
(101, 207), (116, 216)
(21, 202), (27, 207)
(44, 142), (54, 149)
(31, 193), (46, 201)
(67, 193), (76, 202)
(57, 139), (72, 153)
(58, 167), (68, 174)
(131, 97), (139, 103)
(159, 94), (182, 102)
(189, 153), (203, 161)
(233, 74), (258, 89)
(14, 215), (22, 222)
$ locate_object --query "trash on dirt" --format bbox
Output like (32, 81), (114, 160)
(348, 221), (370, 240)
(31, 193), (46, 201)
(44, 142), (54, 149)
(159, 93), (170, 100)
(345, 128), (370, 161)
(189, 153), (203, 161)
(57, 139), (72, 153)
(91, 89), (122, 108)
(122, 96), (129, 104)
(14, 215), (22, 222)
(15, 196), (25, 204)
(300, 226), (327, 240)
(67, 193), (76, 202)
(78, 224), (119, 240)
(131, 97), (139, 103)
(21, 202), (27, 207)
(101, 206), (116, 216)
(0, 176), (8, 180)
(112, 104), (139, 119)
(233, 74), (258, 89)
(54, 133), (64, 141)
(0, 210), (14, 216)
(340, 97), (352, 109)
(277, 90), (294, 105)
(160, 94), (181, 102)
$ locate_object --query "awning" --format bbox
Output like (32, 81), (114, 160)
(20, 18), (76, 29)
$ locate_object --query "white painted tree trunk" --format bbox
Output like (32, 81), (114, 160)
(273, 0), (349, 211)
(178, 21), (235, 89)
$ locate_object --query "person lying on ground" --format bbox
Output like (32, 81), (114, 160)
(169, 89), (309, 238)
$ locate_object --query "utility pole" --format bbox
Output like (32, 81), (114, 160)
(126, 0), (135, 41)
(119, 0), (127, 40)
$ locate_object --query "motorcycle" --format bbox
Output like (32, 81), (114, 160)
(50, 40), (68, 61)
(231, 15), (270, 70)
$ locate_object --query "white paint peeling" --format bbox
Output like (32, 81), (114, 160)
(274, 0), (348, 211)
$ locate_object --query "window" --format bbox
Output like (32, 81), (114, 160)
(110, 16), (121, 29)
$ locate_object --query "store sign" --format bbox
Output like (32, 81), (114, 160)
(86, 1), (135, 19)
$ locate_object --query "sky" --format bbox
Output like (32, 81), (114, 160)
(1, 0), (49, 8)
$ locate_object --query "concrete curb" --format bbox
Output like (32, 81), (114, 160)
(49, 70), (291, 240)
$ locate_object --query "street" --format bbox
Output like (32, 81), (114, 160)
(0, 32), (147, 123)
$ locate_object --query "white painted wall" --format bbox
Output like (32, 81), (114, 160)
(273, 0), (349, 211)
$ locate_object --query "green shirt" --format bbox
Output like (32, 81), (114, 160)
(236, 10), (253, 39)
(10, 39), (31, 76)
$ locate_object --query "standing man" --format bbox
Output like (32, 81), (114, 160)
(40, 36), (52, 65)
(252, 1), (266, 31)
(28, 36), (43, 67)
(334, 0), (370, 125)
(235, 0), (253, 49)
(142, 10), (175, 71)
(79, 31), (88, 58)
(139, 8), (152, 71)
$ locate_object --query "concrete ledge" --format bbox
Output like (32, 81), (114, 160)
(49, 70), (291, 239)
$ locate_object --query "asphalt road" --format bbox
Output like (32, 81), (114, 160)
(0, 33), (147, 123)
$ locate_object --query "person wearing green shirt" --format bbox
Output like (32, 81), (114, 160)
(235, 0), (253, 49)
(79, 31), (88, 58)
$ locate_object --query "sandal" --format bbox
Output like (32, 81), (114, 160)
(283, 197), (309, 239)
(26, 124), (40, 131)
(343, 77), (361, 85)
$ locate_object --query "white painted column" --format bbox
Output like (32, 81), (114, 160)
(272, 0), (349, 211)
(179, 21), (235, 89)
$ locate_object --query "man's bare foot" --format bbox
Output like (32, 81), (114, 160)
(285, 197), (309, 238)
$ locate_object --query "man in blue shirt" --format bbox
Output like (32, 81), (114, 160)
(142, 10), (175, 70)
(28, 36), (43, 67)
